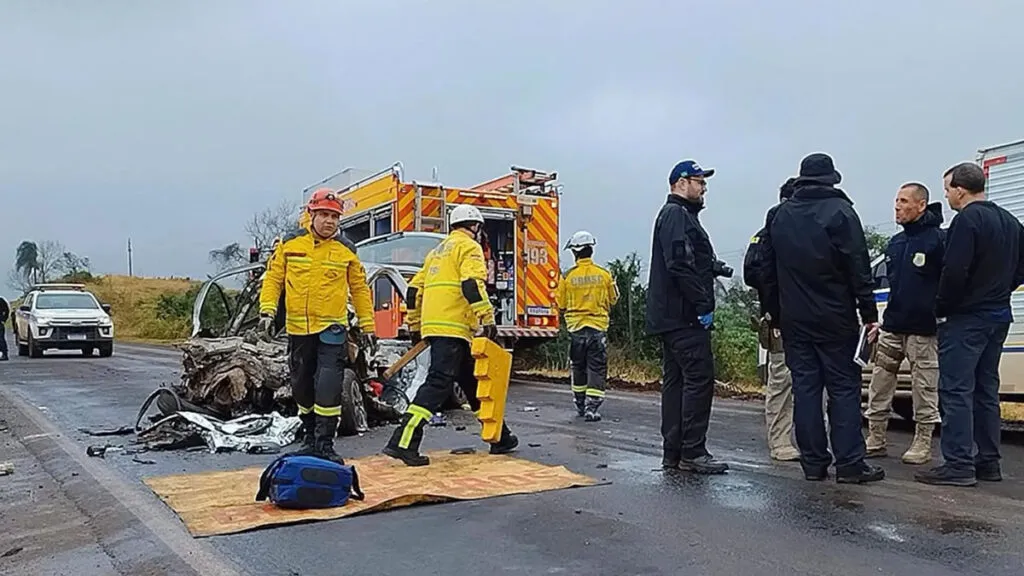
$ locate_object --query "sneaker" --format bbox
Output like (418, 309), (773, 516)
(915, 465), (977, 487)
(836, 463), (885, 484)
(679, 455), (729, 475)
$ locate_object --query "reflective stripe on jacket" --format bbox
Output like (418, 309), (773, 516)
(556, 258), (619, 332)
(257, 225), (375, 336)
(406, 229), (494, 342)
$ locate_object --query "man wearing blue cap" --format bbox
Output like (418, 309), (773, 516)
(645, 159), (729, 474)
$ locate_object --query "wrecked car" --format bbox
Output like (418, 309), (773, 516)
(173, 233), (469, 438)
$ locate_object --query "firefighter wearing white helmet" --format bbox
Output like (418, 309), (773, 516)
(555, 230), (619, 421)
(383, 203), (519, 466)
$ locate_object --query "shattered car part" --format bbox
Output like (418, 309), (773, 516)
(176, 257), (468, 438)
(135, 411), (301, 454)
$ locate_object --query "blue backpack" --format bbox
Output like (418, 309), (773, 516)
(255, 454), (365, 509)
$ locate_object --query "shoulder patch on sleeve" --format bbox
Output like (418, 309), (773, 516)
(281, 227), (309, 243)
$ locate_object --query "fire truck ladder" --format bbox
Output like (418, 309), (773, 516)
(413, 182), (447, 232)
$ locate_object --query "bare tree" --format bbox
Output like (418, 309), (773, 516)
(35, 240), (66, 282)
(54, 251), (91, 278)
(6, 268), (33, 294)
(15, 241), (39, 284)
(209, 242), (247, 272)
(245, 199), (300, 251)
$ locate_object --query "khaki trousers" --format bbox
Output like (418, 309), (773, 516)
(865, 330), (940, 424)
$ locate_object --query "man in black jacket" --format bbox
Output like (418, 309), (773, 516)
(915, 162), (1024, 487)
(645, 159), (728, 475)
(761, 153), (884, 484)
(865, 184), (944, 465)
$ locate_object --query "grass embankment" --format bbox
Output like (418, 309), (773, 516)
(85, 275), (196, 344)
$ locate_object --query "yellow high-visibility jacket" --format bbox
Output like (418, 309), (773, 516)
(258, 225), (376, 336)
(555, 258), (619, 332)
(405, 229), (495, 342)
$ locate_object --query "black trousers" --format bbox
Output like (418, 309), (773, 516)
(410, 337), (481, 414)
(938, 315), (1010, 473)
(0, 322), (7, 356)
(569, 327), (608, 409)
(660, 328), (715, 460)
(288, 332), (346, 418)
(783, 335), (866, 474)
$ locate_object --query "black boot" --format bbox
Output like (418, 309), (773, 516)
(584, 395), (603, 422)
(573, 392), (586, 417)
(383, 413), (430, 466)
(313, 415), (345, 464)
(489, 422), (519, 455)
(289, 413), (316, 454)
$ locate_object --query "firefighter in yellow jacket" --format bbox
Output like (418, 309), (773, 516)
(257, 188), (377, 462)
(383, 205), (519, 466)
(556, 231), (619, 421)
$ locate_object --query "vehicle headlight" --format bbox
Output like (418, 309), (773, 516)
(99, 317), (113, 326)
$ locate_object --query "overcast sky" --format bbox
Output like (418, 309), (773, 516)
(2, 1), (1022, 298)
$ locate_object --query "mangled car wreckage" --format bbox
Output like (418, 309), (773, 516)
(149, 233), (470, 447)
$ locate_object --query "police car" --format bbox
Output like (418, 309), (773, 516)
(13, 284), (114, 358)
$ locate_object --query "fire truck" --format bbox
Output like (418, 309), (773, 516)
(324, 162), (562, 351)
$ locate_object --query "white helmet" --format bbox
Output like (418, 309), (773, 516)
(564, 230), (597, 251)
(449, 204), (484, 227)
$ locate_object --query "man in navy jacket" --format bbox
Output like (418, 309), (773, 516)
(865, 184), (944, 465)
(916, 162), (1024, 487)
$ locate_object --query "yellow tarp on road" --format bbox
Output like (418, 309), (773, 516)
(144, 450), (602, 537)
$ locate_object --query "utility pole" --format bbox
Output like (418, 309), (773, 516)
(127, 237), (134, 277)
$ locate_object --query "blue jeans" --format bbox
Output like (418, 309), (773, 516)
(937, 315), (1009, 472)
(783, 336), (866, 474)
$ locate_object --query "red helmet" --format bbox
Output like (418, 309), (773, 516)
(307, 188), (343, 214)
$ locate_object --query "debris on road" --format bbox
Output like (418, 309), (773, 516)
(137, 411), (301, 454)
(0, 462), (13, 476)
(1, 547), (23, 559)
(78, 425), (133, 437)
(522, 406), (539, 412)
(86, 445), (123, 458)
(176, 337), (292, 418)
(132, 456), (156, 465)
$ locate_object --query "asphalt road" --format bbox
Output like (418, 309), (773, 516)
(3, 341), (1024, 576)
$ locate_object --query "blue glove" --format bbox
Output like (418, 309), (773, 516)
(698, 312), (713, 329)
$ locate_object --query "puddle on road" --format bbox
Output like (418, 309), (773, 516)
(911, 513), (1000, 536)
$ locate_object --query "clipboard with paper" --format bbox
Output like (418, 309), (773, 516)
(853, 325), (876, 368)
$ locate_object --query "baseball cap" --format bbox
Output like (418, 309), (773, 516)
(669, 160), (715, 186)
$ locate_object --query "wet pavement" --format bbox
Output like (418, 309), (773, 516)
(2, 340), (1024, 575)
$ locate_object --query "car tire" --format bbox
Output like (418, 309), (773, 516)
(28, 335), (43, 359)
(82, 347), (94, 357)
(338, 368), (368, 437)
(17, 341), (28, 357)
(98, 342), (113, 357)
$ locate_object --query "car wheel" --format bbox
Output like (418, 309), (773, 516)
(82, 347), (94, 357)
(338, 368), (368, 437)
(17, 341), (28, 357)
(98, 342), (113, 357)
(28, 335), (42, 358)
